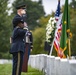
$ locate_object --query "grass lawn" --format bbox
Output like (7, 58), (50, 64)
(0, 64), (43, 75)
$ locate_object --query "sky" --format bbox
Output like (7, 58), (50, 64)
(44, 0), (72, 14)
(8, 0), (72, 15)
(32, 0), (72, 14)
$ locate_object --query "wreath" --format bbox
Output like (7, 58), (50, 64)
(46, 17), (56, 45)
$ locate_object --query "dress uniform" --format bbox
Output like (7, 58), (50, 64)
(12, 2), (26, 29)
(10, 17), (27, 75)
(13, 14), (27, 29)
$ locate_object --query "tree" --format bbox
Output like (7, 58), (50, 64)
(31, 28), (47, 54)
(69, 1), (76, 56)
(39, 15), (50, 28)
(70, 10), (76, 56)
(70, 0), (76, 10)
(0, 0), (12, 58)
(12, 0), (45, 30)
(38, 0), (42, 4)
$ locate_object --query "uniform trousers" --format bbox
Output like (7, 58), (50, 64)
(12, 51), (24, 75)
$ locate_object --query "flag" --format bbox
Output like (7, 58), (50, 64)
(55, 0), (60, 21)
(60, 0), (71, 58)
(54, 14), (63, 58)
(53, 0), (63, 58)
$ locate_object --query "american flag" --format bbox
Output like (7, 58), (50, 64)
(53, 0), (63, 58)
(55, 0), (60, 21)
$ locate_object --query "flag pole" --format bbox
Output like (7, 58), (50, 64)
(49, 0), (60, 56)
(68, 0), (71, 59)
(68, 38), (71, 59)
(49, 39), (54, 55)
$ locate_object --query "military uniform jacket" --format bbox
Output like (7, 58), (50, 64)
(10, 27), (27, 54)
(13, 14), (26, 29)
(13, 14), (22, 28)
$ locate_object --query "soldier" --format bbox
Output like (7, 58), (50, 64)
(24, 23), (33, 58)
(22, 23), (33, 72)
(10, 2), (27, 43)
(10, 17), (27, 75)
(13, 2), (27, 29)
